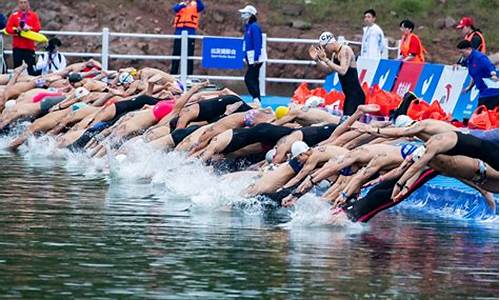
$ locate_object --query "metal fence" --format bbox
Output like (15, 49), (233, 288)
(2, 28), (401, 96)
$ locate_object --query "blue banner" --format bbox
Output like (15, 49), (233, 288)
(371, 59), (402, 91)
(412, 63), (444, 102)
(202, 37), (244, 70)
(323, 73), (342, 92)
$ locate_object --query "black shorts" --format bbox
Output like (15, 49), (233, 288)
(171, 125), (202, 146)
(114, 95), (159, 118)
(196, 95), (248, 121)
(342, 169), (438, 222)
(300, 124), (337, 146)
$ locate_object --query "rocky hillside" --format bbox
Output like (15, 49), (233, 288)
(1, 0), (498, 94)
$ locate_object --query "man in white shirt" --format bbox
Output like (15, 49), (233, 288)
(360, 9), (385, 59)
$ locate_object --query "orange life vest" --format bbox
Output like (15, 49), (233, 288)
(400, 33), (426, 63)
(173, 2), (199, 29)
(465, 31), (487, 53)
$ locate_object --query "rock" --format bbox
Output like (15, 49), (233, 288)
(418, 25), (425, 30)
(44, 21), (62, 31)
(432, 37), (442, 43)
(282, 4), (304, 17)
(444, 16), (456, 28)
(433, 18), (445, 29)
(290, 20), (311, 30)
(489, 53), (499, 66)
(390, 11), (397, 16)
(213, 12), (224, 23)
(154, 27), (162, 33)
(135, 16), (142, 22)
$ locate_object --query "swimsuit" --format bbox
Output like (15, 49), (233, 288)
(171, 125), (202, 146)
(39, 96), (66, 116)
(222, 124), (295, 154)
(444, 132), (499, 171)
(114, 95), (160, 119)
(299, 124), (337, 146)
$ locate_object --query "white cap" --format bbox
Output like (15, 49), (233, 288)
(411, 145), (426, 162)
(4, 100), (16, 110)
(118, 72), (134, 85)
(74, 87), (90, 100)
(239, 5), (257, 15)
(265, 148), (277, 163)
(291, 141), (310, 159)
(395, 115), (414, 128)
(319, 32), (336, 46)
(304, 96), (325, 109)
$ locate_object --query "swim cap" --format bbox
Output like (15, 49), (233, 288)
(130, 68), (138, 77)
(68, 72), (83, 83)
(411, 145), (426, 162)
(118, 72), (134, 85)
(304, 96), (325, 109)
(177, 80), (185, 92)
(4, 100), (16, 110)
(340, 166), (353, 176)
(71, 102), (88, 112)
(291, 141), (310, 159)
(275, 106), (290, 120)
(35, 78), (46, 88)
(115, 154), (127, 163)
(395, 115), (414, 128)
(74, 87), (90, 100)
(319, 32), (336, 46)
(265, 148), (277, 163)
(400, 143), (418, 159)
(47, 87), (58, 93)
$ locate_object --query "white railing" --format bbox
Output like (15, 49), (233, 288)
(2, 28), (401, 96)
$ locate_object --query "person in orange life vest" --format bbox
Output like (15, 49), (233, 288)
(5, 0), (41, 75)
(170, 0), (205, 76)
(399, 20), (425, 63)
(455, 17), (487, 67)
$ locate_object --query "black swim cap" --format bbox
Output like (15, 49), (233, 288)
(68, 72), (83, 83)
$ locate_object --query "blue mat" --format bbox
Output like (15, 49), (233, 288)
(241, 95), (291, 110)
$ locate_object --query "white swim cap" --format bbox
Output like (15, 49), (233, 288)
(291, 141), (310, 159)
(265, 148), (277, 163)
(304, 96), (325, 109)
(411, 145), (426, 162)
(74, 87), (90, 100)
(118, 72), (134, 85)
(319, 32), (336, 46)
(115, 154), (127, 163)
(395, 115), (414, 128)
(4, 100), (16, 110)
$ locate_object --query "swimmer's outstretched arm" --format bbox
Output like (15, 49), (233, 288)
(361, 123), (424, 139)
(272, 110), (298, 126)
(392, 150), (436, 200)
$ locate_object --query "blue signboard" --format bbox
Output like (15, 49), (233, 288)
(371, 59), (402, 91)
(413, 63), (444, 102)
(323, 73), (342, 92)
(202, 37), (244, 70)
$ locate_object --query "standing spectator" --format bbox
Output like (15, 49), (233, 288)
(240, 5), (266, 104)
(0, 12), (6, 74)
(399, 20), (426, 63)
(459, 40), (498, 110)
(6, 0), (41, 75)
(171, 0), (205, 75)
(35, 38), (66, 75)
(360, 9), (385, 59)
(456, 17), (487, 66)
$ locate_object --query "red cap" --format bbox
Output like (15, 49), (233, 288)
(456, 17), (474, 29)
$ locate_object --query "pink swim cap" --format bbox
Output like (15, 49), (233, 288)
(153, 100), (175, 121)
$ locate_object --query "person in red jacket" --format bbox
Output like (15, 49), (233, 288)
(6, 0), (41, 75)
